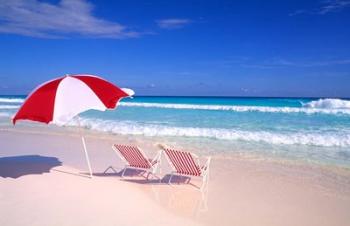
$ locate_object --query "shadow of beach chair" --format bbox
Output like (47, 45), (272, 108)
(159, 144), (211, 190)
(104, 144), (162, 181)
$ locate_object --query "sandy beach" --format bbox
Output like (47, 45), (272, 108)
(1, 0), (350, 225)
(1, 126), (350, 226)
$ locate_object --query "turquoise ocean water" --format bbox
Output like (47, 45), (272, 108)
(1, 95), (350, 168)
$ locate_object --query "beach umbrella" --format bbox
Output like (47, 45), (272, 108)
(12, 74), (134, 178)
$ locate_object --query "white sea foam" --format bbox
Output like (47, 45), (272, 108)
(303, 98), (350, 109)
(119, 100), (350, 115)
(67, 118), (350, 147)
(0, 105), (21, 109)
(0, 98), (24, 103)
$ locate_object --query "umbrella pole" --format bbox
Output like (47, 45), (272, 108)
(77, 117), (93, 178)
(81, 136), (93, 178)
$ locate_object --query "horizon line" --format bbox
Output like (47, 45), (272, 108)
(0, 94), (349, 99)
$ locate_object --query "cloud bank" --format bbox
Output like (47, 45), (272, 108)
(0, 0), (139, 38)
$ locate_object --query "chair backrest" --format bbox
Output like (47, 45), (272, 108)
(163, 148), (201, 176)
(114, 144), (151, 169)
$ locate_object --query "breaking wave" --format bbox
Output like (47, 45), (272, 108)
(0, 105), (21, 109)
(303, 98), (350, 109)
(67, 118), (350, 147)
(119, 99), (350, 115)
(0, 98), (24, 103)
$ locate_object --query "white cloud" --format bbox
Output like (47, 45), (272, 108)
(318, 0), (350, 14)
(290, 0), (350, 16)
(0, 0), (140, 38)
(156, 18), (191, 29)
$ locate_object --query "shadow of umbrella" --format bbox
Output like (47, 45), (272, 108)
(0, 155), (62, 178)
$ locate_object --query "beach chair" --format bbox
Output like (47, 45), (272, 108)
(105, 144), (162, 180)
(159, 144), (211, 190)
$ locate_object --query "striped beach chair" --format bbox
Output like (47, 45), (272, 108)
(159, 144), (211, 190)
(105, 144), (162, 180)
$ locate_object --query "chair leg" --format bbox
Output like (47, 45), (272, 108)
(168, 174), (174, 185)
(200, 174), (208, 191)
(121, 167), (127, 178)
(151, 165), (161, 183)
(146, 172), (151, 180)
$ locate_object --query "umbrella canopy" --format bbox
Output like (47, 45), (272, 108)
(13, 74), (134, 125)
(12, 74), (134, 178)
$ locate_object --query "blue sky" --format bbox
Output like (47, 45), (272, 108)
(0, 0), (350, 97)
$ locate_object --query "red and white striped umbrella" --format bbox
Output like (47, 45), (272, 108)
(13, 74), (134, 125)
(13, 74), (134, 178)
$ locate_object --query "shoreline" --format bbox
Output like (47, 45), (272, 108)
(1, 124), (350, 171)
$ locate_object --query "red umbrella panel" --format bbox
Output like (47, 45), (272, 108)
(13, 74), (134, 125)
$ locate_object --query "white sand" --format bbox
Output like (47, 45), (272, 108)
(1, 128), (350, 226)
